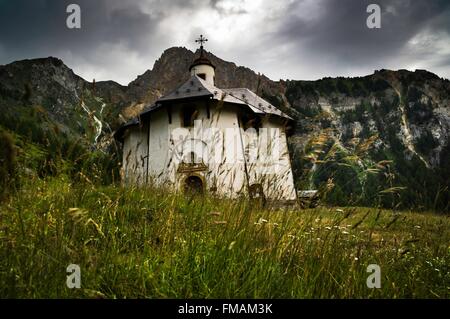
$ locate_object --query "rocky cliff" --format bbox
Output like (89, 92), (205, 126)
(1, 48), (448, 209)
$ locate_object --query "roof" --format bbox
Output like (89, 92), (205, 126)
(189, 48), (216, 71)
(298, 190), (318, 198)
(222, 88), (292, 119)
(153, 75), (292, 120)
(113, 117), (140, 142)
(157, 74), (215, 102)
(114, 75), (293, 140)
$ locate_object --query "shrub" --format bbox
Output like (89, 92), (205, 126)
(0, 129), (17, 198)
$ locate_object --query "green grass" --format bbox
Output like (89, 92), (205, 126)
(0, 177), (448, 298)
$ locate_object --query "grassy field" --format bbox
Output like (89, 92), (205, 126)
(0, 177), (448, 298)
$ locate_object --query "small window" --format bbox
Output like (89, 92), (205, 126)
(240, 113), (261, 131)
(197, 73), (206, 80)
(183, 105), (198, 127)
(183, 151), (196, 164)
(167, 105), (172, 124)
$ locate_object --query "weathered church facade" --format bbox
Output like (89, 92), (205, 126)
(115, 36), (297, 202)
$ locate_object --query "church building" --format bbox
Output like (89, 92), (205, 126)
(115, 36), (297, 202)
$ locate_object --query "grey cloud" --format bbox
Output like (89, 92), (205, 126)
(0, 0), (158, 60)
(0, 0), (448, 84)
(275, 0), (450, 70)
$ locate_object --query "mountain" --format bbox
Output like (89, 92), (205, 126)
(284, 70), (450, 209)
(0, 48), (449, 210)
(123, 47), (283, 118)
(0, 57), (127, 147)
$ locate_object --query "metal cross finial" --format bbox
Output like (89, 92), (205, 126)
(195, 34), (208, 48)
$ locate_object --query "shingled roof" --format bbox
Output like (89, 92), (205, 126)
(144, 75), (292, 120)
(222, 88), (292, 119)
(113, 117), (140, 142)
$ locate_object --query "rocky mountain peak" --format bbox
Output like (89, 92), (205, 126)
(0, 50), (448, 209)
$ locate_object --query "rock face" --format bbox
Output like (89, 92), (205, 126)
(127, 47), (280, 103)
(0, 48), (449, 209)
(123, 47), (282, 118)
(283, 70), (450, 209)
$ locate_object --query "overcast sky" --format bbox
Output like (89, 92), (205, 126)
(0, 0), (449, 85)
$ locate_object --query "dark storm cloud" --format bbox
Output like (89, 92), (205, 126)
(275, 0), (450, 68)
(0, 0), (449, 83)
(0, 0), (157, 60)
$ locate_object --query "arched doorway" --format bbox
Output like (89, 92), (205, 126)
(184, 175), (204, 195)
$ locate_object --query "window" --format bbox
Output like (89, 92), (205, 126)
(197, 73), (206, 80)
(183, 105), (198, 127)
(167, 105), (172, 124)
(240, 113), (261, 131)
(184, 151), (196, 164)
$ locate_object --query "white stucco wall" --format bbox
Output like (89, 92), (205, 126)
(190, 64), (215, 86)
(242, 117), (297, 201)
(122, 100), (297, 201)
(122, 124), (148, 185)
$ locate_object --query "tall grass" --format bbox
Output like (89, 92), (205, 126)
(0, 176), (448, 298)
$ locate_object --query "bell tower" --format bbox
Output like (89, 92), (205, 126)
(189, 35), (216, 86)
